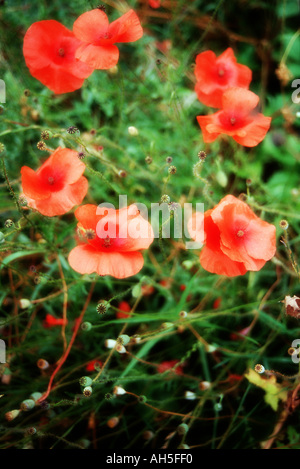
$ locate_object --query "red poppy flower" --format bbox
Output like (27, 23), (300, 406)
(188, 195), (276, 277)
(23, 20), (94, 94)
(149, 0), (161, 8)
(68, 204), (154, 279)
(194, 48), (252, 108)
(73, 9), (143, 70)
(197, 88), (271, 147)
(43, 314), (68, 328)
(116, 301), (132, 319)
(21, 147), (88, 217)
(230, 324), (252, 341)
(86, 359), (102, 372)
(157, 360), (183, 375)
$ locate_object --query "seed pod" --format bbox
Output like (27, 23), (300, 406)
(79, 376), (93, 387)
(177, 423), (189, 435)
(254, 364), (265, 374)
(117, 334), (130, 346)
(83, 386), (93, 397)
(81, 321), (92, 331)
(37, 359), (49, 370)
(21, 399), (36, 411)
(30, 392), (43, 402)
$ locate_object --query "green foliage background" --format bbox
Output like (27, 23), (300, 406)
(0, 0), (299, 449)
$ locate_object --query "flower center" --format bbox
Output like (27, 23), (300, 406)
(102, 236), (112, 248)
(230, 117), (236, 125)
(58, 48), (65, 57)
(237, 230), (244, 238)
(48, 177), (55, 185)
(218, 68), (225, 77)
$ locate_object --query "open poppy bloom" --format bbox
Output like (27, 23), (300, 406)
(157, 360), (184, 375)
(68, 204), (154, 279)
(116, 301), (132, 319)
(194, 48), (252, 108)
(23, 20), (94, 94)
(73, 9), (143, 69)
(188, 195), (276, 277)
(21, 147), (88, 217)
(43, 314), (68, 328)
(149, 0), (161, 8)
(86, 359), (103, 372)
(197, 88), (271, 147)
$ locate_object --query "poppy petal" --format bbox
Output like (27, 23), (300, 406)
(26, 64), (88, 94)
(34, 176), (88, 217)
(108, 9), (143, 43)
(200, 245), (247, 277)
(75, 43), (119, 69)
(68, 245), (144, 279)
(50, 148), (86, 184)
(21, 166), (51, 200)
(221, 88), (259, 115)
(73, 9), (109, 44)
(231, 114), (272, 147)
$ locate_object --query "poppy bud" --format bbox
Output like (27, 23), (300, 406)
(5, 409), (20, 421)
(107, 417), (119, 428)
(0, 143), (5, 153)
(184, 391), (196, 400)
(113, 386), (126, 396)
(143, 431), (154, 440)
(19, 298), (31, 309)
(118, 169), (127, 178)
(105, 339), (116, 349)
(128, 126), (139, 136)
(199, 381), (211, 391)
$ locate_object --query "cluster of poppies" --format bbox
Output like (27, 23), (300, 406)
(194, 48), (272, 147)
(20, 9), (277, 279)
(23, 9), (143, 94)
